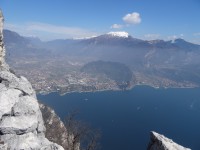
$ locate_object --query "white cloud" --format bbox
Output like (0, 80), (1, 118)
(4, 22), (98, 41)
(123, 12), (141, 24)
(110, 12), (141, 30)
(110, 24), (123, 29)
(144, 34), (160, 40)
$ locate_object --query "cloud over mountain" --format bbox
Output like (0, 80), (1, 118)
(123, 12), (141, 24)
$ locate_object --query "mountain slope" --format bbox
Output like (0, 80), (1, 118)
(81, 60), (133, 89)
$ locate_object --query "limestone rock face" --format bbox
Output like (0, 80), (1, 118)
(0, 71), (36, 97)
(148, 131), (191, 150)
(0, 10), (5, 66)
(0, 10), (64, 150)
(40, 103), (72, 150)
(0, 10), (8, 70)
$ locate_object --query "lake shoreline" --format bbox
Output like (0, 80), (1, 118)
(37, 83), (199, 96)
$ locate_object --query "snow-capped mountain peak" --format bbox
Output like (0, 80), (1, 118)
(107, 31), (129, 38)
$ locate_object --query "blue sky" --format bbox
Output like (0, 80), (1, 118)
(1, 0), (200, 43)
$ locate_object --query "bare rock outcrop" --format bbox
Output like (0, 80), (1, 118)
(39, 103), (80, 150)
(148, 131), (191, 150)
(39, 103), (69, 149)
(0, 9), (64, 150)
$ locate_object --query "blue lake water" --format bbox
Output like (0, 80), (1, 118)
(38, 86), (200, 150)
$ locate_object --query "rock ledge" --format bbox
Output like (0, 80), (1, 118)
(148, 131), (191, 150)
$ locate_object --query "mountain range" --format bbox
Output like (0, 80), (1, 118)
(3, 29), (200, 91)
(4, 29), (200, 65)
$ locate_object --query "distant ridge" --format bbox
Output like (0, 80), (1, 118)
(3, 28), (200, 91)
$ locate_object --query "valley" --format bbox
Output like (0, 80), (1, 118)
(4, 30), (200, 94)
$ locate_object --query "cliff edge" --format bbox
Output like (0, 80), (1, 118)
(148, 131), (191, 150)
(0, 10), (64, 150)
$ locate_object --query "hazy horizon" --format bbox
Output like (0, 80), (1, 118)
(1, 0), (200, 44)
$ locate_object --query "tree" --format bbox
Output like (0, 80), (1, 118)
(64, 111), (101, 150)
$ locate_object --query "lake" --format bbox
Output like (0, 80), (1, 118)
(38, 86), (200, 150)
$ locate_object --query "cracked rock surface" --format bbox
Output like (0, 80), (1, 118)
(0, 9), (64, 150)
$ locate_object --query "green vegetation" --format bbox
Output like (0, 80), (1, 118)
(81, 60), (133, 89)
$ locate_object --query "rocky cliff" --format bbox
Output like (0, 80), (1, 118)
(0, 10), (64, 150)
(148, 131), (191, 150)
(39, 103), (80, 150)
(0, 11), (7, 69)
